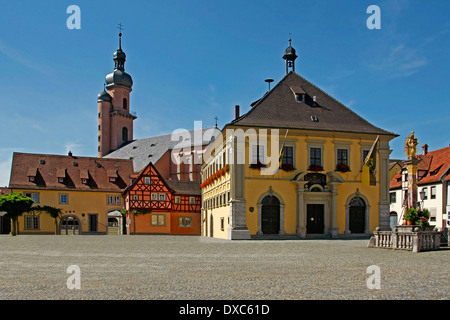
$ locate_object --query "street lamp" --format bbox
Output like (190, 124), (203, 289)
(419, 189), (426, 210)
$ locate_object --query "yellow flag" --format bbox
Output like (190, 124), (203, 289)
(361, 164), (371, 186)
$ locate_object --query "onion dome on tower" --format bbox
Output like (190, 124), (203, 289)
(105, 32), (133, 89)
(97, 84), (112, 102)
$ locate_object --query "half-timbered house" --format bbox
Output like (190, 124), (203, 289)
(123, 162), (201, 235)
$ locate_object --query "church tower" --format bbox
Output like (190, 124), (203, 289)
(97, 30), (137, 157)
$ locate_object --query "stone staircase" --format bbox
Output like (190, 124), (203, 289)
(251, 234), (302, 240)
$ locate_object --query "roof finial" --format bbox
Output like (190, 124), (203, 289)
(289, 33), (292, 46)
(214, 116), (218, 128)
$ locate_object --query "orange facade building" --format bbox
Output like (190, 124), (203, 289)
(123, 162), (201, 235)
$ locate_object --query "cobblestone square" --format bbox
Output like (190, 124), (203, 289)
(0, 235), (448, 300)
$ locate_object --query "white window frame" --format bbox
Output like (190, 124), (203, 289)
(107, 195), (121, 206)
(189, 196), (196, 205)
(24, 215), (39, 230)
(24, 192), (39, 203)
(151, 214), (166, 226)
(59, 193), (69, 205)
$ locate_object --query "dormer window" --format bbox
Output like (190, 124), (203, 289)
(108, 169), (118, 183)
(80, 170), (89, 185)
(27, 168), (37, 183)
(56, 168), (66, 183)
(290, 86), (305, 103)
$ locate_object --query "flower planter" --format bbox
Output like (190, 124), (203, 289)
(308, 164), (323, 172)
(281, 163), (296, 172)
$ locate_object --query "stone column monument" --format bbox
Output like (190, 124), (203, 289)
(403, 131), (421, 217)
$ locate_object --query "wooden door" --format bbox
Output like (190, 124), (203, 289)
(89, 214), (98, 232)
(349, 206), (365, 233)
(307, 204), (324, 234)
(261, 196), (280, 235)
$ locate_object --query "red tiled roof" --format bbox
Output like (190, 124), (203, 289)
(0, 187), (11, 195)
(389, 146), (450, 189)
(9, 153), (134, 192)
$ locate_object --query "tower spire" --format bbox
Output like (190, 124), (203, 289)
(117, 23), (124, 50)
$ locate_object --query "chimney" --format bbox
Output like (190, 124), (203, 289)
(235, 105), (240, 119)
(422, 144), (428, 155)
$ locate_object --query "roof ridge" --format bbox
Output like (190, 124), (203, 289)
(136, 127), (217, 141)
(13, 152), (132, 162)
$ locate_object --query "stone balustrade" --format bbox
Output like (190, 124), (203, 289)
(369, 225), (441, 252)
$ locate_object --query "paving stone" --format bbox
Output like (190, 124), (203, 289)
(0, 235), (448, 300)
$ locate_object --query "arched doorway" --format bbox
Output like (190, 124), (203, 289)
(261, 195), (281, 235)
(348, 197), (366, 234)
(107, 210), (123, 235)
(60, 215), (81, 235)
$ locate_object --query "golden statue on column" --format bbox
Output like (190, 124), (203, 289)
(404, 131), (418, 160)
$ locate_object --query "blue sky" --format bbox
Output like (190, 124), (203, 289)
(1, 0), (449, 186)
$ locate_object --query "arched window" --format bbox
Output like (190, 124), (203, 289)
(122, 127), (128, 142)
(123, 98), (127, 109)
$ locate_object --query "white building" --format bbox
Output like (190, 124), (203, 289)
(389, 144), (450, 231)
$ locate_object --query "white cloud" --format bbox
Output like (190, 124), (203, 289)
(0, 39), (52, 75)
(369, 44), (428, 78)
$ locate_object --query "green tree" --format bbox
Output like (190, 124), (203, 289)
(0, 193), (34, 236)
(32, 205), (63, 235)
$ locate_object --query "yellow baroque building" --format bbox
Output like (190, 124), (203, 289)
(8, 152), (134, 235)
(201, 43), (397, 240)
